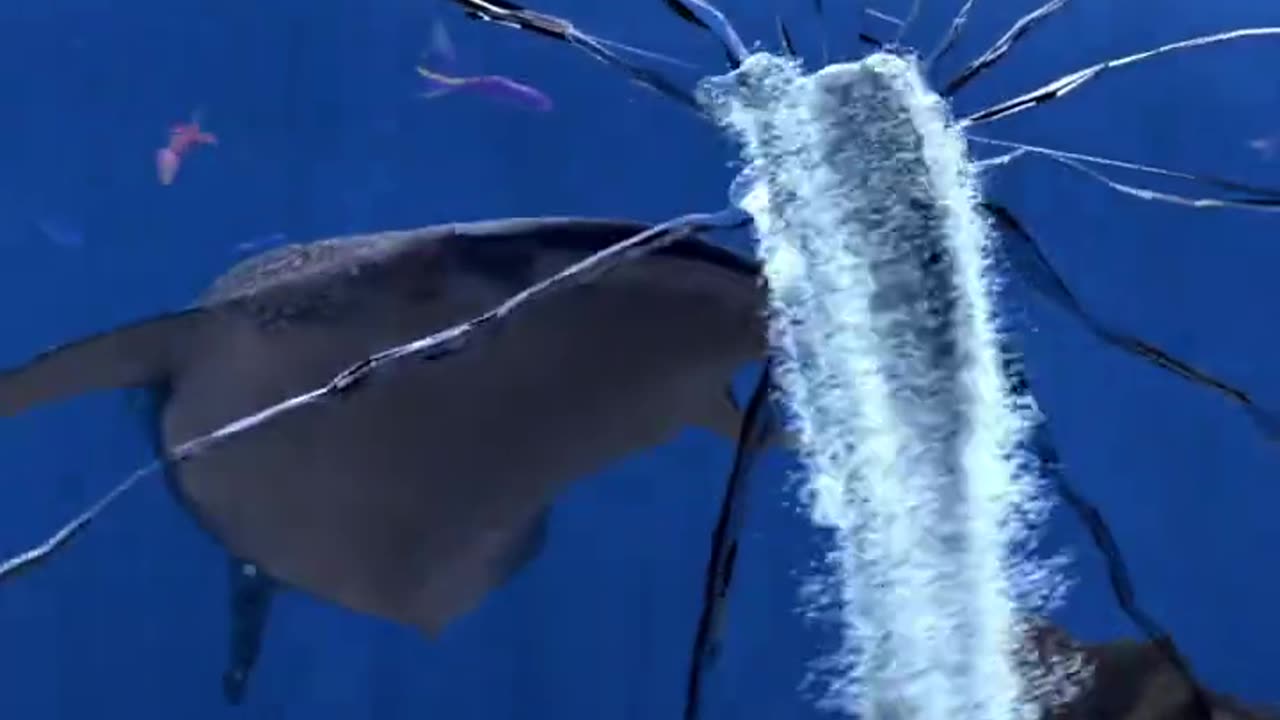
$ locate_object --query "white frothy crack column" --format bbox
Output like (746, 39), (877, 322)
(698, 53), (1061, 719)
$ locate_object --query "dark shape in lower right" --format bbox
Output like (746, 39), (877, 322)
(1028, 622), (1277, 719)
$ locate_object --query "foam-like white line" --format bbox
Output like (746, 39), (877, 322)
(699, 52), (1066, 719)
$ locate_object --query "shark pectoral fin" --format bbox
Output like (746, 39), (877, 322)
(222, 559), (278, 706)
(495, 508), (550, 586)
(0, 308), (209, 417)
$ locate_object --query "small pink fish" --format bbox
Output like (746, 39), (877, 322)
(156, 114), (218, 186)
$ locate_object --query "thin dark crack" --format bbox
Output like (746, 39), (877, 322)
(444, 0), (704, 112)
(962, 27), (1280, 124)
(982, 200), (1280, 441)
(659, 0), (748, 68)
(684, 364), (775, 720)
(1005, 354), (1214, 720)
(942, 0), (1069, 97)
(926, 0), (979, 70)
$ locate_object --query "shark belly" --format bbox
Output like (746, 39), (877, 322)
(159, 294), (741, 633)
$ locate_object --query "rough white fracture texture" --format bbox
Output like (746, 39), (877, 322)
(699, 52), (1061, 720)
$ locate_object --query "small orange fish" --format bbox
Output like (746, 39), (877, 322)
(156, 113), (217, 186)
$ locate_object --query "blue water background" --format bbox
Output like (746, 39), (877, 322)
(0, 0), (1276, 717)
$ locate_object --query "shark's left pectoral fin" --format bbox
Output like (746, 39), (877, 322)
(222, 558), (278, 705)
(0, 308), (211, 418)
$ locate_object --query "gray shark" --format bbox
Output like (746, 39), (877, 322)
(0, 217), (767, 638)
